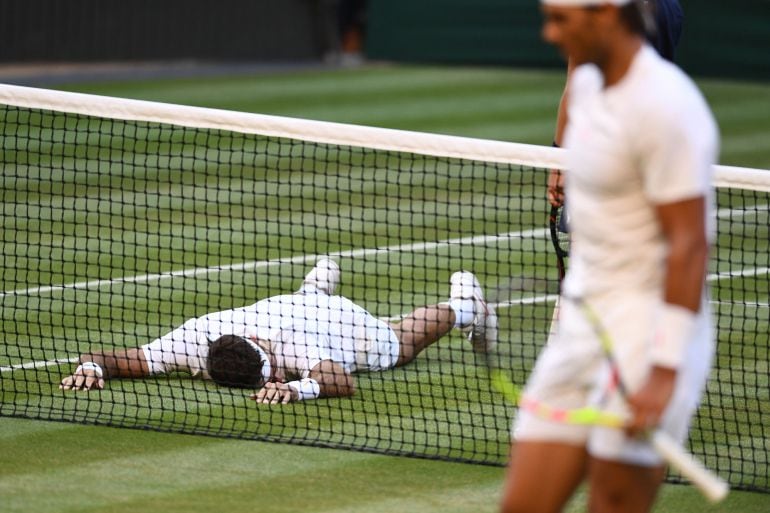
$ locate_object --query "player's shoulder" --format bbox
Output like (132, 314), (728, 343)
(639, 46), (695, 93)
(628, 48), (719, 159)
(630, 46), (712, 123)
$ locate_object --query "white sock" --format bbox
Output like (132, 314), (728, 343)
(448, 298), (475, 328)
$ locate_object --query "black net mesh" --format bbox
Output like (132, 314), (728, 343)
(0, 104), (767, 492)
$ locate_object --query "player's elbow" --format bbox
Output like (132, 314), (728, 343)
(658, 197), (710, 275)
(336, 375), (356, 397)
(315, 372), (356, 398)
(311, 361), (356, 398)
(668, 230), (709, 270)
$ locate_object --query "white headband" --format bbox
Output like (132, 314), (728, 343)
(541, 0), (632, 6)
(244, 338), (272, 384)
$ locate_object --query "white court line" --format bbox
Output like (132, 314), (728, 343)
(716, 203), (769, 218)
(0, 227), (548, 299)
(712, 300), (770, 308)
(710, 267), (770, 280)
(4, 204), (765, 299)
(0, 357), (78, 373)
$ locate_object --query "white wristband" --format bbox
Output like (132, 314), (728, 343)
(286, 378), (320, 401)
(651, 303), (697, 368)
(76, 362), (104, 378)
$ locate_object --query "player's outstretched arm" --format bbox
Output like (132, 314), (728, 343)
(59, 348), (150, 391)
(251, 359), (355, 404)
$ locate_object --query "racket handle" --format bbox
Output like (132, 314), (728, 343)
(651, 431), (729, 503)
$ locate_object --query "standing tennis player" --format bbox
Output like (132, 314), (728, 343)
(500, 1), (719, 512)
(60, 259), (497, 403)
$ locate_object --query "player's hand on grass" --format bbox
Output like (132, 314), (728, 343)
(59, 365), (105, 391)
(250, 382), (298, 404)
(625, 366), (677, 438)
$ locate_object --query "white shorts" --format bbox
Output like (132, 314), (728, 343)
(353, 316), (401, 373)
(514, 291), (714, 466)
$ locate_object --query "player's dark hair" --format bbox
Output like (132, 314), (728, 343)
(207, 335), (266, 389)
(619, 0), (657, 37)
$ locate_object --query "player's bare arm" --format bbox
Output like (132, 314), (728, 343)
(309, 359), (355, 398)
(59, 347), (150, 391)
(548, 57), (577, 207)
(656, 196), (709, 312)
(627, 196), (708, 436)
(250, 359), (355, 404)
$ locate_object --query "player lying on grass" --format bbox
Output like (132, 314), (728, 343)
(60, 259), (497, 404)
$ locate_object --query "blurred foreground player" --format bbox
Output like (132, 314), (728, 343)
(500, 1), (718, 512)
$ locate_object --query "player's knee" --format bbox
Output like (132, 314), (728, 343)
(588, 475), (658, 513)
(500, 474), (570, 513)
(589, 486), (626, 513)
(588, 491), (653, 513)
(500, 495), (559, 513)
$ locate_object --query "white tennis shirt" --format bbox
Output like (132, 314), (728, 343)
(141, 293), (399, 380)
(562, 45), (719, 298)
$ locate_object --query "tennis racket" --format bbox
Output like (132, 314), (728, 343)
(486, 293), (729, 503)
(548, 203), (570, 286)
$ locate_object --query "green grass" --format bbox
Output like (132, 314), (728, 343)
(1, 65), (769, 512)
(2, 417), (768, 513)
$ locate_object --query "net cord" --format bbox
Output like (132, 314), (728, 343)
(1, 83), (769, 192)
(0, 84), (560, 170)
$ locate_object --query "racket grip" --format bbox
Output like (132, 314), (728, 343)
(651, 431), (729, 503)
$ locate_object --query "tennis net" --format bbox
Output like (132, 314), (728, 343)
(0, 84), (767, 492)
